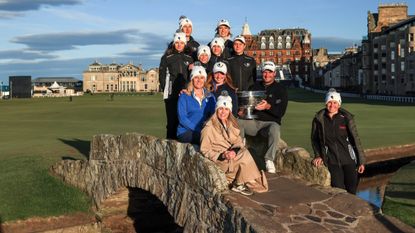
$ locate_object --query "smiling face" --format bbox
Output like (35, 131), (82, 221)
(213, 72), (226, 85)
(211, 45), (222, 56)
(174, 41), (185, 52)
(218, 25), (230, 38)
(262, 70), (276, 85)
(216, 107), (230, 122)
(326, 100), (340, 115)
(198, 53), (209, 64)
(192, 76), (205, 90)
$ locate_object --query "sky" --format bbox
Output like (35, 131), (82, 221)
(0, 0), (412, 83)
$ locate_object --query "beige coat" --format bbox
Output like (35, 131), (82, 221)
(201, 117), (267, 191)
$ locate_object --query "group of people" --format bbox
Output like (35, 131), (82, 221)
(159, 16), (366, 196)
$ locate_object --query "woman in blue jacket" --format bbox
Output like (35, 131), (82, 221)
(177, 66), (216, 144)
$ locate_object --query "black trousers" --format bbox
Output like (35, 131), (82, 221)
(164, 98), (179, 140)
(327, 163), (359, 194)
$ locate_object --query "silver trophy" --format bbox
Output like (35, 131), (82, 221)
(237, 91), (266, 119)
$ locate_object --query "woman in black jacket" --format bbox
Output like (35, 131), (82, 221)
(159, 32), (193, 139)
(311, 89), (366, 194)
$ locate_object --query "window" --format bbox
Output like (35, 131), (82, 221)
(286, 36), (291, 42)
(277, 42), (282, 49)
(295, 65), (299, 72)
(286, 42), (291, 49)
(278, 36), (282, 42)
(270, 51), (274, 56)
(261, 42), (266, 49)
(391, 51), (395, 60)
(401, 61), (405, 71)
(91, 75), (96, 81)
(286, 50), (291, 55)
(410, 33), (414, 42)
(106, 84), (109, 90)
(269, 42), (274, 49)
(305, 65), (308, 72)
(261, 37), (266, 43)
(391, 63), (395, 73)
(269, 36), (274, 43)
(381, 45), (386, 50)
(261, 51), (265, 56)
(277, 51), (282, 56)
(400, 48), (405, 57)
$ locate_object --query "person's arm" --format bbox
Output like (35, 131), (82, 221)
(311, 117), (325, 167)
(200, 124), (224, 161)
(159, 54), (167, 91)
(177, 95), (197, 131)
(262, 85), (288, 119)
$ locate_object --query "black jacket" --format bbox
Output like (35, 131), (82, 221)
(227, 54), (257, 91)
(187, 36), (200, 60)
(207, 54), (227, 75)
(159, 52), (193, 99)
(311, 108), (366, 166)
(250, 81), (288, 125)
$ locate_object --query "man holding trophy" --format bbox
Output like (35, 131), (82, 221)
(238, 61), (288, 173)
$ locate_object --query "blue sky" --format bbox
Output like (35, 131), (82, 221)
(0, 0), (411, 82)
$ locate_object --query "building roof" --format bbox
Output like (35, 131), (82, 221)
(384, 15), (415, 33)
(33, 77), (81, 83)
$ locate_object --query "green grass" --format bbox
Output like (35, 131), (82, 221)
(0, 90), (414, 222)
(382, 162), (415, 227)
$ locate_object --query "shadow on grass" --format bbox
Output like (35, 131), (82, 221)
(127, 187), (183, 232)
(58, 138), (90, 159)
(0, 215), (3, 233)
(374, 213), (408, 233)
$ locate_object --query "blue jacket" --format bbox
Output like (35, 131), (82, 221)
(177, 90), (216, 136)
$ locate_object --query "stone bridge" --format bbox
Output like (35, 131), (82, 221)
(51, 133), (415, 233)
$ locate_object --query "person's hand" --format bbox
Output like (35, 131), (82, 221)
(312, 157), (323, 167)
(357, 164), (365, 174)
(188, 63), (194, 70)
(224, 150), (236, 160)
(255, 100), (270, 111)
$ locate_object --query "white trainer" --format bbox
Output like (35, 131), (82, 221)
(266, 160), (276, 173)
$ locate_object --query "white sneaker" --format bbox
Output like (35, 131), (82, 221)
(266, 160), (276, 173)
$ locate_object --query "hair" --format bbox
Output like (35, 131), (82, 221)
(210, 107), (239, 131)
(205, 73), (236, 92)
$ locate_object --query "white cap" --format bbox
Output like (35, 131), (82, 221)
(325, 89), (342, 105)
(216, 94), (232, 111)
(197, 45), (211, 60)
(179, 17), (193, 29)
(262, 61), (276, 72)
(210, 37), (225, 51)
(233, 35), (245, 44)
(190, 66), (207, 81)
(173, 32), (187, 44)
(217, 19), (231, 28)
(213, 62), (227, 74)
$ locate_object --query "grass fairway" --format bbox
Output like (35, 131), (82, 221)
(0, 89), (414, 222)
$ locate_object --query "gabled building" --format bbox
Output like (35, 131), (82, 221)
(82, 61), (159, 93)
(242, 22), (312, 83)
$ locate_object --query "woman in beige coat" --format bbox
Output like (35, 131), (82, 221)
(200, 94), (268, 195)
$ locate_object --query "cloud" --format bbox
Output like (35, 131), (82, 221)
(11, 29), (142, 51)
(118, 32), (170, 57)
(0, 0), (81, 12)
(313, 37), (361, 53)
(0, 11), (24, 19)
(0, 49), (57, 60)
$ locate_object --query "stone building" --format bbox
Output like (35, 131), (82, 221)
(83, 61), (159, 93)
(242, 22), (312, 82)
(362, 3), (415, 96)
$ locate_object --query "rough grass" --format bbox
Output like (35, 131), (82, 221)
(0, 90), (414, 222)
(382, 162), (415, 227)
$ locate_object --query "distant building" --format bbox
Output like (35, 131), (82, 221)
(310, 48), (343, 88)
(82, 61), (159, 93)
(362, 3), (415, 96)
(32, 77), (82, 97)
(0, 84), (9, 98)
(9, 76), (31, 98)
(242, 21), (312, 83)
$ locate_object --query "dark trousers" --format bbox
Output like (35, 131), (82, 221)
(164, 98), (178, 140)
(177, 130), (200, 145)
(327, 163), (359, 194)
